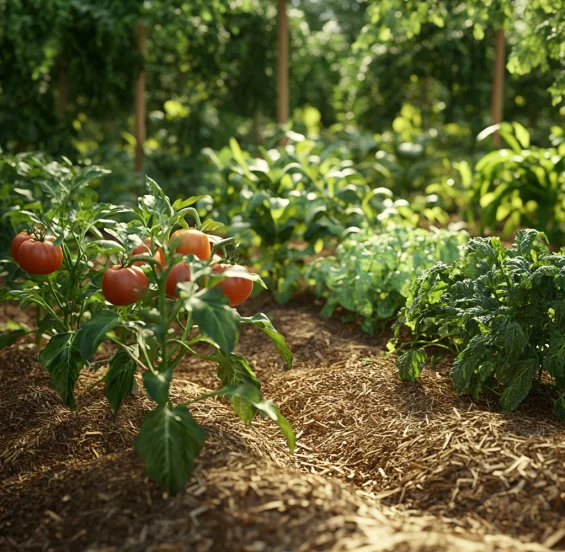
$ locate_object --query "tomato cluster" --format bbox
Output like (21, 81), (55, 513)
(11, 231), (64, 275)
(12, 228), (254, 308)
(101, 229), (254, 307)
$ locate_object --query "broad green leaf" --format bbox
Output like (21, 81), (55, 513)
(185, 289), (240, 355)
(230, 384), (295, 452)
(0, 329), (28, 350)
(240, 313), (293, 368)
(397, 348), (426, 381)
(200, 219), (225, 232)
(172, 195), (209, 210)
(103, 350), (137, 415)
(135, 404), (205, 496)
(143, 369), (173, 406)
(79, 311), (120, 363)
(500, 358), (538, 412)
(216, 352), (261, 423)
(194, 383), (295, 453)
(39, 332), (83, 410)
(513, 122), (530, 149)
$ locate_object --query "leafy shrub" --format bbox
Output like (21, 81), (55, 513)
(308, 223), (467, 334)
(393, 229), (565, 419)
(474, 123), (565, 241)
(202, 137), (421, 302)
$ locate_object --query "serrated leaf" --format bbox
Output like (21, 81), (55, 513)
(240, 313), (293, 368)
(103, 350), (137, 415)
(135, 404), (205, 495)
(515, 229), (541, 257)
(397, 348), (426, 381)
(79, 311), (120, 363)
(500, 358), (538, 412)
(39, 332), (83, 410)
(451, 335), (487, 393)
(185, 289), (240, 355)
(503, 319), (527, 360)
(143, 369), (173, 406)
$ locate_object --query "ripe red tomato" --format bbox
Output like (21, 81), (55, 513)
(171, 229), (211, 260)
(166, 263), (191, 297)
(17, 237), (64, 275)
(131, 237), (165, 268)
(102, 266), (149, 306)
(11, 232), (33, 261)
(212, 263), (253, 306)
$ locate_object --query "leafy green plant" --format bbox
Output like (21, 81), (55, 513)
(1, 167), (295, 495)
(474, 123), (565, 241)
(392, 229), (565, 419)
(308, 223), (467, 334)
(202, 136), (428, 302)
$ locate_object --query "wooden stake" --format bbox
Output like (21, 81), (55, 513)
(491, 28), (505, 148)
(276, 0), (289, 128)
(134, 23), (147, 172)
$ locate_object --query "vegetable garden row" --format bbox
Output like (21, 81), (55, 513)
(2, 130), (565, 549)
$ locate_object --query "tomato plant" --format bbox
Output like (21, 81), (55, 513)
(1, 172), (295, 496)
(76, 178), (295, 495)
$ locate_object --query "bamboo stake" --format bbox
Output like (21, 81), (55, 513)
(134, 23), (147, 172)
(491, 29), (505, 148)
(276, 0), (289, 129)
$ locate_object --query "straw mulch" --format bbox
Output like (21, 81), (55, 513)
(1, 297), (564, 551)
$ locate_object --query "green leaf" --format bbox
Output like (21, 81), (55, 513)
(195, 383), (295, 453)
(79, 311), (120, 363)
(240, 313), (293, 368)
(143, 369), (173, 406)
(186, 289), (240, 355)
(515, 229), (543, 258)
(103, 350), (137, 415)
(172, 195), (209, 210)
(451, 335), (487, 393)
(513, 122), (530, 149)
(39, 332), (83, 410)
(135, 404), (205, 496)
(500, 358), (538, 412)
(216, 352), (261, 423)
(229, 384), (295, 452)
(0, 329), (28, 350)
(397, 348), (426, 381)
(200, 219), (225, 232)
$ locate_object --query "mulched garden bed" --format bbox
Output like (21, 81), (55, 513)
(1, 296), (563, 551)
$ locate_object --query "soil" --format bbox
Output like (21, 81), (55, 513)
(1, 294), (564, 552)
